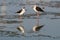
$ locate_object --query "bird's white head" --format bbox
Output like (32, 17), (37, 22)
(32, 5), (37, 8)
(22, 7), (27, 11)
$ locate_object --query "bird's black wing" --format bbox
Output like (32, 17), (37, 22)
(36, 7), (44, 12)
(16, 9), (22, 13)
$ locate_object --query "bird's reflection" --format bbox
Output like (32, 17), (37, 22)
(17, 25), (25, 36)
(32, 25), (44, 32)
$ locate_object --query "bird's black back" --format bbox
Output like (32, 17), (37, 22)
(16, 9), (22, 13)
(36, 7), (44, 12)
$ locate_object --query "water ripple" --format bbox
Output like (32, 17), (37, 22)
(0, 20), (23, 24)
(0, 30), (59, 39)
(0, 13), (47, 19)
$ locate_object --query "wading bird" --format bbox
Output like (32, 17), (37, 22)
(16, 7), (25, 15)
(33, 5), (44, 32)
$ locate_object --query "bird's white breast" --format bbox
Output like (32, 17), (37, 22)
(33, 6), (38, 12)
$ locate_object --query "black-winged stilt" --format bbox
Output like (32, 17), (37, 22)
(16, 7), (26, 22)
(32, 5), (44, 32)
(16, 7), (25, 15)
(33, 5), (44, 13)
(16, 7), (25, 34)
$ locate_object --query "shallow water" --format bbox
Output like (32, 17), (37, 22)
(0, 0), (60, 40)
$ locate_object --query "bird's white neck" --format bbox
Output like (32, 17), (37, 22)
(34, 5), (37, 8)
(19, 8), (25, 15)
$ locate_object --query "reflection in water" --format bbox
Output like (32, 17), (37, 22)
(33, 25), (44, 32)
(0, 14), (60, 38)
(15, 9), (26, 36)
(0, 12), (60, 39)
(0, 30), (58, 39)
(17, 25), (25, 35)
(32, 5), (45, 32)
(0, 0), (60, 40)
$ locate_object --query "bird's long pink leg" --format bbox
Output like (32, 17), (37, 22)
(19, 15), (23, 25)
(36, 12), (40, 26)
